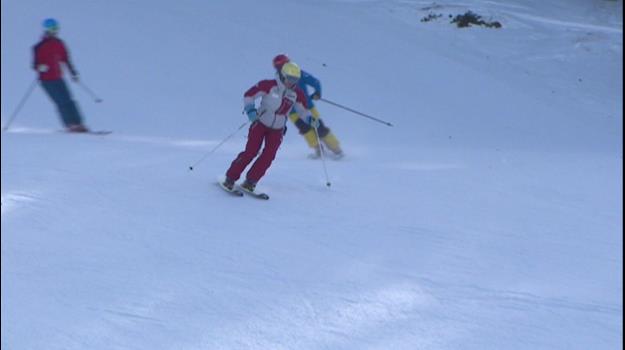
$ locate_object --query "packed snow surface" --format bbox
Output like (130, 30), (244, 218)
(1, 0), (622, 349)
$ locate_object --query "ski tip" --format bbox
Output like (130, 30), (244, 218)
(239, 186), (270, 200)
(252, 193), (269, 200)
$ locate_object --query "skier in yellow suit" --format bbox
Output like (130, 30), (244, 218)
(272, 54), (343, 158)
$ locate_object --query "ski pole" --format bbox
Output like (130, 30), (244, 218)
(188, 121), (249, 171)
(2, 78), (39, 132)
(77, 80), (103, 103)
(312, 123), (332, 188)
(320, 98), (393, 127)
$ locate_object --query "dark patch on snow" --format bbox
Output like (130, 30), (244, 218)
(421, 13), (443, 22)
(451, 11), (502, 28)
(420, 10), (502, 29)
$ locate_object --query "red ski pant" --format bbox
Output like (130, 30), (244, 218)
(226, 122), (283, 184)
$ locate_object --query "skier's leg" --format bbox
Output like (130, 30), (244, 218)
(322, 133), (342, 155)
(226, 122), (264, 182)
(246, 128), (283, 184)
(302, 129), (319, 149)
(290, 111), (319, 150)
(288, 112), (308, 133)
(56, 80), (85, 128)
(41, 80), (72, 127)
(310, 107), (343, 155)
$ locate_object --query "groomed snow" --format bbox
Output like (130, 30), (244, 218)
(1, 0), (622, 349)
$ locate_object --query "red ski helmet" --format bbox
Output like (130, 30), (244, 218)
(272, 54), (290, 70)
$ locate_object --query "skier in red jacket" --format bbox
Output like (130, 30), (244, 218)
(222, 62), (311, 193)
(33, 18), (89, 132)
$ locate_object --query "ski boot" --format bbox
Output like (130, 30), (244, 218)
(67, 124), (89, 133)
(240, 180), (256, 193)
(222, 177), (236, 191)
(308, 146), (322, 159)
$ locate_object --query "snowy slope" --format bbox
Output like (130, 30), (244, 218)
(1, 0), (622, 349)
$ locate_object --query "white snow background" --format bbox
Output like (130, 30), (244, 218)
(1, 0), (622, 349)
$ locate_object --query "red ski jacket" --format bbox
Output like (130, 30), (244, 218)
(32, 35), (77, 81)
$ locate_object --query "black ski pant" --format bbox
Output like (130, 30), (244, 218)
(41, 79), (84, 127)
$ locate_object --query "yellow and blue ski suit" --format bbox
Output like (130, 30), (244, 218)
(288, 70), (342, 155)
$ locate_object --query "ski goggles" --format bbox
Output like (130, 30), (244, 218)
(46, 26), (59, 34)
(283, 75), (299, 84)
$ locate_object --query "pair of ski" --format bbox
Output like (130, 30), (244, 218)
(218, 182), (269, 200)
(64, 130), (112, 135)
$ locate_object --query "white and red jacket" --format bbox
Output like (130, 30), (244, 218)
(243, 75), (310, 130)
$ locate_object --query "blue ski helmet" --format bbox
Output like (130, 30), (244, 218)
(42, 18), (59, 33)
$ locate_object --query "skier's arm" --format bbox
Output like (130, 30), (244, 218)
(243, 80), (274, 121)
(302, 71), (322, 100)
(294, 88), (312, 121)
(60, 41), (79, 78)
(243, 80), (273, 106)
(32, 46), (38, 71)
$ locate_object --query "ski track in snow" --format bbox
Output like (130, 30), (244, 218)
(503, 12), (623, 34)
(193, 283), (448, 350)
(390, 162), (465, 171)
(1, 191), (41, 215)
(5, 127), (228, 150)
(41, 277), (621, 350)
